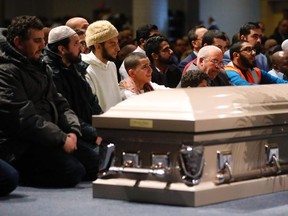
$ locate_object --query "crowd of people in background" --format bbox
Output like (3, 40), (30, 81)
(1, 13), (288, 196)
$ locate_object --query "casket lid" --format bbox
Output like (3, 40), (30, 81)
(92, 84), (288, 133)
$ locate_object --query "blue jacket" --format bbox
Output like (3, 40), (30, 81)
(223, 50), (269, 72)
(225, 64), (288, 86)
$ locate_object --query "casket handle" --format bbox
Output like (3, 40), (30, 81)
(108, 166), (166, 176)
(272, 155), (281, 174)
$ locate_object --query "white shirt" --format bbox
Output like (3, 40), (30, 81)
(268, 69), (285, 80)
(81, 52), (121, 112)
(122, 82), (168, 100)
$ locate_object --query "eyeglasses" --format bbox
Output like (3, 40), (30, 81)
(206, 58), (224, 68)
(240, 47), (256, 54)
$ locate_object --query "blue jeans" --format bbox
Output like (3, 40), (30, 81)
(0, 159), (18, 196)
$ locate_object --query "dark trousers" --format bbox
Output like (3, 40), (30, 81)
(0, 159), (19, 196)
(13, 140), (99, 188)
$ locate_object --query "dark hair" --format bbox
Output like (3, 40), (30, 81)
(239, 22), (260, 37)
(124, 52), (147, 72)
(75, 29), (85, 36)
(47, 37), (70, 53)
(7, 15), (44, 45)
(187, 25), (206, 43)
(273, 18), (288, 34)
(229, 40), (248, 60)
(181, 69), (210, 88)
(135, 24), (158, 46)
(144, 35), (168, 62)
(201, 30), (227, 46)
(231, 32), (240, 45)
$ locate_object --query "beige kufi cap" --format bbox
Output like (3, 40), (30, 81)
(85, 20), (118, 47)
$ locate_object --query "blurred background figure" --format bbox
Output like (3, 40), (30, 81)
(66, 17), (89, 31)
(115, 44), (137, 82)
(269, 18), (288, 45)
(66, 17), (90, 54)
(257, 21), (268, 53)
(172, 37), (189, 64)
(208, 16), (219, 30)
(268, 50), (288, 80)
(118, 27), (134, 49)
(75, 29), (90, 54)
(264, 39), (281, 69)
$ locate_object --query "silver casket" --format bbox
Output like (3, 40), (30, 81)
(92, 84), (288, 207)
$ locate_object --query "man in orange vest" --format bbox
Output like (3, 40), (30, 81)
(224, 40), (287, 85)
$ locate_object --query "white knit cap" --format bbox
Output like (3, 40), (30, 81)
(281, 39), (288, 51)
(48, 25), (76, 44)
(85, 20), (118, 47)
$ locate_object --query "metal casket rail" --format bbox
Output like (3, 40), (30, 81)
(92, 84), (288, 207)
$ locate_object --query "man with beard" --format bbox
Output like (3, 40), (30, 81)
(223, 22), (269, 72)
(144, 35), (182, 88)
(41, 25), (104, 181)
(224, 40), (287, 85)
(0, 16), (90, 188)
(82, 20), (121, 112)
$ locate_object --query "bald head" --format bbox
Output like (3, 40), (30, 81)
(66, 17), (89, 31)
(197, 45), (222, 64)
(197, 45), (223, 79)
(271, 51), (285, 66)
(264, 39), (277, 51)
(271, 51), (288, 75)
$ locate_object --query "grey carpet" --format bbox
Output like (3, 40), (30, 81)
(1, 182), (288, 216)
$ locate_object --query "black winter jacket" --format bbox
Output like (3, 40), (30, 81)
(151, 64), (182, 88)
(41, 47), (103, 143)
(0, 35), (81, 162)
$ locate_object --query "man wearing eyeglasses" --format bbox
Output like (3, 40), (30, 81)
(223, 22), (269, 72)
(181, 30), (231, 87)
(224, 40), (287, 85)
(178, 45), (229, 87)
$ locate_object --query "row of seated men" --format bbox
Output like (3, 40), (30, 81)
(116, 21), (288, 98)
(41, 17), (288, 110)
(0, 15), (288, 196)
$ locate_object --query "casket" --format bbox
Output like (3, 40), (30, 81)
(92, 84), (288, 206)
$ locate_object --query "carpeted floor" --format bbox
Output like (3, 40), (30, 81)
(1, 181), (288, 216)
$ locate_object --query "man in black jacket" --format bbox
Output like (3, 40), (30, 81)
(144, 35), (182, 88)
(0, 16), (94, 187)
(41, 25), (104, 179)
